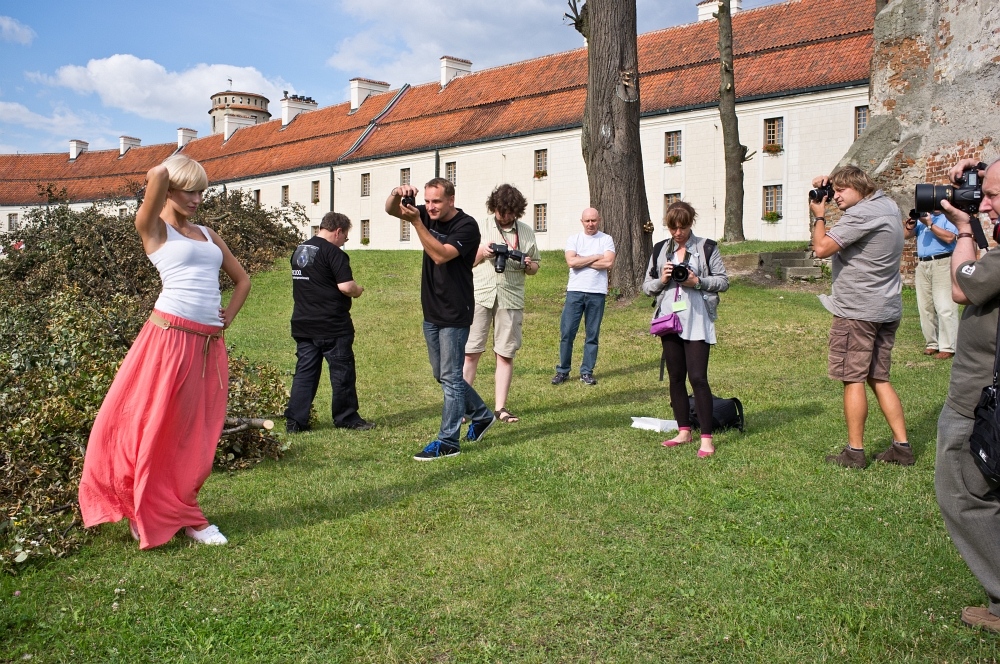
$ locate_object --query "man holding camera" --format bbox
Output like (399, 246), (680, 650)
(933, 158), (1000, 633)
(552, 208), (616, 386)
(904, 209), (959, 359)
(810, 165), (911, 468)
(463, 184), (540, 423)
(285, 212), (375, 433)
(386, 178), (496, 461)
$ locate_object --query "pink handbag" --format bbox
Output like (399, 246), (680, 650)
(650, 286), (683, 336)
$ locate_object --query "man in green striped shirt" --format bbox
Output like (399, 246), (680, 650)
(463, 184), (541, 423)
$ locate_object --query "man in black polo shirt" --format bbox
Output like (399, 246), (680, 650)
(284, 212), (374, 432)
(386, 177), (496, 460)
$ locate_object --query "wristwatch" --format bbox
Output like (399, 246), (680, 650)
(694, 280), (702, 290)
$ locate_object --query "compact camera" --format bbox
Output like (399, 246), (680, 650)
(915, 162), (988, 248)
(672, 262), (692, 283)
(489, 243), (527, 273)
(808, 183), (835, 203)
(401, 194), (416, 208)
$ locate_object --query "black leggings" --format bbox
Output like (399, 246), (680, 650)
(660, 335), (713, 436)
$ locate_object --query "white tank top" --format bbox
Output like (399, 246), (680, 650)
(149, 223), (224, 326)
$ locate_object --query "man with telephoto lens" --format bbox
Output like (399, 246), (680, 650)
(463, 184), (540, 424)
(386, 178), (496, 461)
(932, 157), (1000, 633)
(809, 165), (911, 469)
(904, 208), (959, 359)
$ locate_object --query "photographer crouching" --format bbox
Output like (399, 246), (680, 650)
(932, 158), (1000, 633)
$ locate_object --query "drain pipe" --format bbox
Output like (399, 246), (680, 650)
(329, 166), (335, 212)
(434, 149), (440, 178)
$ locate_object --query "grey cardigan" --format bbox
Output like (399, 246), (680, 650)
(642, 234), (729, 343)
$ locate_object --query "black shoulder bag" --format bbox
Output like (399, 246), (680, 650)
(969, 308), (1000, 482)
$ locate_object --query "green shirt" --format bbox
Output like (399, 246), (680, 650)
(472, 217), (540, 310)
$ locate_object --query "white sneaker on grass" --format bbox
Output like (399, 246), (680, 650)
(185, 524), (228, 545)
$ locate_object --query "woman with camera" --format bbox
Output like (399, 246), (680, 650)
(642, 201), (728, 457)
(78, 154), (251, 549)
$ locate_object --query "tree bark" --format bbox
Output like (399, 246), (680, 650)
(571, 0), (652, 297)
(717, 0), (747, 242)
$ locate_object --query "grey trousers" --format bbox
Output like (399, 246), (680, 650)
(935, 403), (1000, 615)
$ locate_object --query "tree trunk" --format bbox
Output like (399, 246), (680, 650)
(717, 0), (747, 242)
(571, 0), (652, 298)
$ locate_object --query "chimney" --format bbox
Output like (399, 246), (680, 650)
(222, 114), (256, 140)
(119, 135), (141, 156)
(69, 139), (88, 160)
(177, 127), (198, 148)
(349, 78), (390, 112)
(440, 56), (472, 88)
(697, 0), (741, 22)
(281, 92), (320, 125)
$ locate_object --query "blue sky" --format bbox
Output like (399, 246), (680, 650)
(0, 0), (777, 155)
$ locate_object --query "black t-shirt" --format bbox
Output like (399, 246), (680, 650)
(417, 205), (480, 327)
(290, 235), (354, 338)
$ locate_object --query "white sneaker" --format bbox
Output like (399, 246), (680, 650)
(185, 524), (228, 545)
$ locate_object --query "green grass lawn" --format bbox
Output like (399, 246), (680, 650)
(3, 248), (998, 662)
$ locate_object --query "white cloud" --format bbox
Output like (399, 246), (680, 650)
(29, 55), (294, 128)
(0, 16), (36, 45)
(0, 101), (88, 134)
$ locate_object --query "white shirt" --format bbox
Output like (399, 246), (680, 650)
(565, 231), (615, 294)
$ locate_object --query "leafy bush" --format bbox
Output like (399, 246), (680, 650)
(0, 191), (302, 573)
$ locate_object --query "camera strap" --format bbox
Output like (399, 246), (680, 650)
(494, 218), (519, 250)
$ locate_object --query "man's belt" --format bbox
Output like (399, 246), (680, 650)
(919, 252), (952, 262)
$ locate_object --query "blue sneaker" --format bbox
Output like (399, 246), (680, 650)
(466, 414), (496, 443)
(413, 440), (460, 461)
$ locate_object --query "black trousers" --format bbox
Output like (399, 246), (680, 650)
(660, 335), (713, 436)
(284, 335), (361, 429)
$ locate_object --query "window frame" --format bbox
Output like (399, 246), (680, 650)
(664, 131), (682, 163)
(361, 173), (371, 197)
(533, 203), (548, 233)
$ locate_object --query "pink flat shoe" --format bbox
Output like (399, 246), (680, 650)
(662, 438), (692, 447)
(697, 448), (714, 458)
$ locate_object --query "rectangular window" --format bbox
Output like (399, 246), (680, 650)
(118, 207), (128, 219)
(445, 161), (457, 185)
(361, 173), (371, 197)
(281, 185), (289, 206)
(663, 193), (682, 224)
(400, 168), (411, 186)
(400, 218), (411, 242)
(764, 117), (784, 150)
(664, 131), (682, 162)
(7, 213), (19, 231)
(311, 180), (320, 204)
(361, 219), (370, 242)
(855, 105), (869, 140)
(533, 204), (548, 233)
(763, 185), (783, 218)
(310, 225), (319, 237)
(534, 149), (548, 177)
(253, 189), (261, 206)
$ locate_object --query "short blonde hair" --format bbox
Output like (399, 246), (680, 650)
(162, 154), (208, 191)
(829, 165), (876, 198)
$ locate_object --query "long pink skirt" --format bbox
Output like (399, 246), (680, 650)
(79, 309), (228, 549)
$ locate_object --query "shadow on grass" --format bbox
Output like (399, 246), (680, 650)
(216, 456), (514, 535)
(739, 401), (826, 435)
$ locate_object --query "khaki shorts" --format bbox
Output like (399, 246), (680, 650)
(828, 316), (899, 383)
(466, 304), (523, 358)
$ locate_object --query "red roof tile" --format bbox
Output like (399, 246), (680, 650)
(0, 0), (874, 205)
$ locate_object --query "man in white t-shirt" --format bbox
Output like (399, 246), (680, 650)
(552, 208), (616, 386)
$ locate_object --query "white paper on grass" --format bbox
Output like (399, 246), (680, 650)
(630, 417), (678, 432)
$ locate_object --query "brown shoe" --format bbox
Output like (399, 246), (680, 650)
(962, 606), (1000, 633)
(826, 445), (867, 469)
(923, 347), (937, 356)
(934, 351), (955, 360)
(874, 441), (915, 466)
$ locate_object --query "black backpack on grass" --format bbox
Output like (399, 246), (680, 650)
(687, 394), (745, 433)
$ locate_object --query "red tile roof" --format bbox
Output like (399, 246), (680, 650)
(0, 0), (874, 205)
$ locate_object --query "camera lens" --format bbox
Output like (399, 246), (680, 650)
(914, 184), (950, 214)
(401, 195), (415, 207)
(673, 264), (689, 283)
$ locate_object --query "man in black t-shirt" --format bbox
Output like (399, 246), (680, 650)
(284, 212), (374, 432)
(386, 178), (496, 460)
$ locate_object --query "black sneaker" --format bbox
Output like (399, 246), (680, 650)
(285, 421), (310, 433)
(551, 372), (569, 385)
(466, 414), (496, 443)
(338, 420), (376, 431)
(580, 373), (598, 386)
(413, 440), (460, 461)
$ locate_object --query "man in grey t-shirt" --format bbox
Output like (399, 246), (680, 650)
(809, 165), (910, 468)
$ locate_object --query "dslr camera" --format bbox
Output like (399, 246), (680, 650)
(489, 243), (527, 273)
(809, 183), (835, 203)
(672, 262), (692, 283)
(914, 162), (988, 247)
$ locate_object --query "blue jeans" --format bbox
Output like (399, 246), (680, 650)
(423, 322), (492, 445)
(285, 336), (362, 429)
(556, 291), (606, 375)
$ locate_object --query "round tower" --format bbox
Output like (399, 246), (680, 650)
(209, 91), (271, 135)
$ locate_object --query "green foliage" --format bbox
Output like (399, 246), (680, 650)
(0, 194), (302, 573)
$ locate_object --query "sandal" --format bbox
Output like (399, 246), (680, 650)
(495, 408), (519, 423)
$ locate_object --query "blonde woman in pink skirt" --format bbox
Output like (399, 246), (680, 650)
(79, 154), (250, 548)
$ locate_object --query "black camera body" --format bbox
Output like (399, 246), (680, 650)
(672, 262), (692, 283)
(809, 183), (835, 203)
(914, 164), (986, 215)
(489, 243), (527, 273)
(400, 195), (416, 208)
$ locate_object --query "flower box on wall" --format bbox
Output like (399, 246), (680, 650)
(762, 211), (782, 223)
(534, 170), (548, 179)
(665, 155), (681, 165)
(762, 144), (784, 155)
